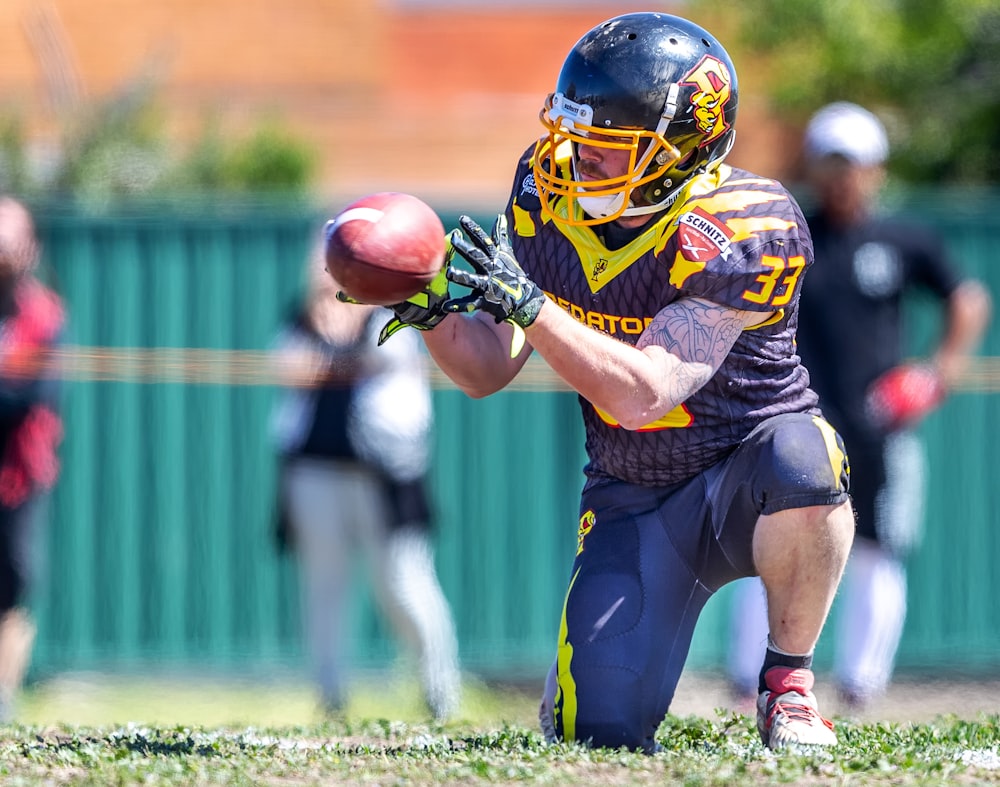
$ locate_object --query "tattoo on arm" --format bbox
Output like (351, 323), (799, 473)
(637, 298), (750, 399)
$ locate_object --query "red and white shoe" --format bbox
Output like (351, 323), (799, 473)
(756, 667), (837, 749)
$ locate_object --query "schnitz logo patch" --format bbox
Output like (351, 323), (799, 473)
(677, 207), (733, 262)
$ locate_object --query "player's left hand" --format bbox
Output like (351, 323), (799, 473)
(445, 214), (545, 328)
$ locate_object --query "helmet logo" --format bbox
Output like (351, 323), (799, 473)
(549, 93), (594, 130)
(680, 55), (733, 147)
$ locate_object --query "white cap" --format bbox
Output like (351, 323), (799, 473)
(803, 102), (889, 166)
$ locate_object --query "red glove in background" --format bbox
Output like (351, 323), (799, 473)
(864, 363), (946, 432)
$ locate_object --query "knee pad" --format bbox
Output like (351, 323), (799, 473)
(753, 413), (850, 513)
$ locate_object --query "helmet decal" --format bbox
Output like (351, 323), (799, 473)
(680, 55), (734, 147)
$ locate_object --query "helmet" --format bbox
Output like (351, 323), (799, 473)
(532, 13), (739, 226)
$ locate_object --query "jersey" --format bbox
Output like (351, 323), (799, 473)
(505, 146), (820, 487)
(0, 278), (64, 509)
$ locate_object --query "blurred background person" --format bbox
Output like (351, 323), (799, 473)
(269, 235), (460, 721)
(728, 102), (992, 712)
(0, 196), (65, 722)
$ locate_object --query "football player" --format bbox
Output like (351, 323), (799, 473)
(375, 12), (854, 751)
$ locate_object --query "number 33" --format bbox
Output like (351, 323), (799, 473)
(741, 254), (806, 307)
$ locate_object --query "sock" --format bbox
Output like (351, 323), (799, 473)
(758, 637), (813, 694)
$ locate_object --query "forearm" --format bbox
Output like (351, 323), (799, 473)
(438, 214), (743, 416)
(933, 280), (992, 387)
(525, 300), (698, 430)
(271, 335), (366, 388)
(422, 313), (528, 398)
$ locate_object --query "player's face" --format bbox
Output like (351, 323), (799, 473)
(574, 134), (660, 227)
(575, 132), (642, 187)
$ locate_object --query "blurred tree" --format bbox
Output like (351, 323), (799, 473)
(169, 119), (318, 199)
(0, 116), (31, 195)
(0, 77), (319, 207)
(55, 83), (171, 203)
(218, 124), (318, 195)
(692, 0), (1000, 184)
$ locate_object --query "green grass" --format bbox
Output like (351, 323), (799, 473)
(14, 670), (541, 729)
(2, 674), (998, 785)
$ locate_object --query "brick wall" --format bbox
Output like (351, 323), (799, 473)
(0, 1), (796, 210)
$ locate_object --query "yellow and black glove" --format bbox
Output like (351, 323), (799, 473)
(373, 263), (453, 345)
(337, 267), (451, 345)
(334, 236), (458, 345)
(445, 214), (545, 329)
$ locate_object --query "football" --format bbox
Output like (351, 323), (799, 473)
(324, 192), (446, 305)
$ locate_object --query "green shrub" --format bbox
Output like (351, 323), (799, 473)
(0, 114), (30, 194)
(0, 81), (320, 206)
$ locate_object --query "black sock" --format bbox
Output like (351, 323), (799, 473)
(758, 647), (813, 694)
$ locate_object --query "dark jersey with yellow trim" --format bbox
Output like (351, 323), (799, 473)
(505, 146), (820, 486)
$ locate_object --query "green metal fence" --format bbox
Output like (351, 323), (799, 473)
(24, 194), (1000, 684)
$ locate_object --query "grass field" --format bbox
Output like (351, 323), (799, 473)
(2, 670), (999, 785)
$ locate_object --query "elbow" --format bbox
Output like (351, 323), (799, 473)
(616, 415), (650, 432)
(607, 394), (677, 432)
(603, 349), (705, 431)
(616, 411), (659, 432)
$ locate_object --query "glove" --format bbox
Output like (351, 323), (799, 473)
(445, 214), (546, 329)
(335, 264), (452, 346)
(864, 363), (946, 431)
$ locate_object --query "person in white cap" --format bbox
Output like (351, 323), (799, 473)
(728, 102), (991, 712)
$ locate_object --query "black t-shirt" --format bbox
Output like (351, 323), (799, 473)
(285, 308), (365, 461)
(796, 210), (961, 446)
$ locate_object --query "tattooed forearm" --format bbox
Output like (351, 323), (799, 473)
(638, 298), (752, 400)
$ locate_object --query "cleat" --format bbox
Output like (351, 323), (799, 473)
(756, 667), (837, 749)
